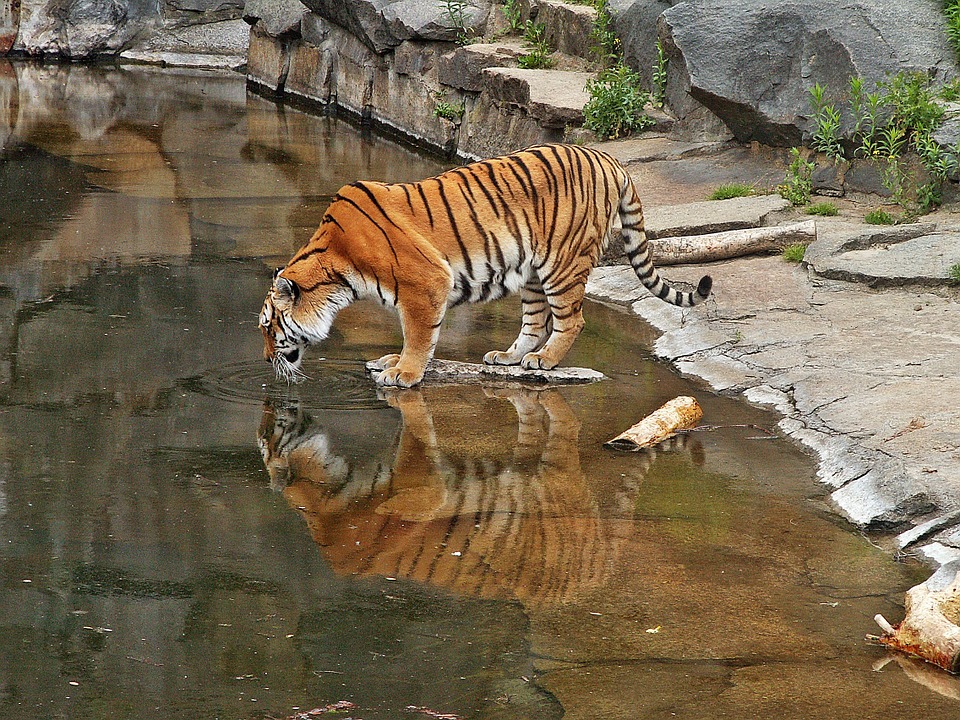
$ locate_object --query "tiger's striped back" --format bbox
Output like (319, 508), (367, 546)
(261, 144), (712, 386)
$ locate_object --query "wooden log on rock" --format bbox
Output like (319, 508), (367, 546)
(875, 570), (960, 674)
(604, 396), (703, 451)
(650, 220), (817, 265)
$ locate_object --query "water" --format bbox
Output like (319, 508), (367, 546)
(0, 60), (958, 719)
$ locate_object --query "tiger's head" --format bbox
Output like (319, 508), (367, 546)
(260, 262), (354, 383)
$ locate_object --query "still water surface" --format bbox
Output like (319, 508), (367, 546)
(0, 61), (958, 719)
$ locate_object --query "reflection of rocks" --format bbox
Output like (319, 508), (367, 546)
(262, 387), (643, 605)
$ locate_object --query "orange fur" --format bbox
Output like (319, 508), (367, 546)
(260, 143), (711, 386)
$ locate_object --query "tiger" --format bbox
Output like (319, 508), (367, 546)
(260, 143), (712, 386)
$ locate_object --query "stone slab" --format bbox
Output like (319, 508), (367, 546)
(365, 358), (605, 386)
(481, 67), (592, 128)
(643, 194), (790, 239)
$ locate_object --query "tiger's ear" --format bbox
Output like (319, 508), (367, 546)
(274, 275), (300, 305)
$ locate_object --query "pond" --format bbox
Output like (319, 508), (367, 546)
(0, 60), (958, 719)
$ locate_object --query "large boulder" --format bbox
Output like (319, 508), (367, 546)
(655, 0), (959, 145)
(15, 0), (159, 56)
(299, 0), (491, 53)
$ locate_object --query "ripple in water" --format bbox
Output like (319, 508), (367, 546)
(186, 358), (385, 410)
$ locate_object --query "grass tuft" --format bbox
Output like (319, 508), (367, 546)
(864, 209), (895, 225)
(709, 183), (754, 200)
(782, 243), (807, 263)
(805, 202), (839, 216)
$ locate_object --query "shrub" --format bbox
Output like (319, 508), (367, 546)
(583, 64), (655, 140)
(805, 202), (839, 216)
(519, 21), (554, 69)
(709, 183), (754, 200)
(777, 148), (814, 206)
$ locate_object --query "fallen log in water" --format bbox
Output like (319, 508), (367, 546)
(604, 396), (704, 451)
(650, 220), (817, 265)
(875, 569), (960, 674)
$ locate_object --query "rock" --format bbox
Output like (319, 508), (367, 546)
(609, 0), (676, 87)
(243, 0), (310, 38)
(481, 67), (592, 128)
(16, 0), (158, 56)
(657, 0), (958, 146)
(122, 18), (249, 65)
(299, 0), (490, 53)
(366, 358), (606, 385)
(0, 0), (19, 53)
(537, 0), (596, 60)
(810, 232), (960, 287)
(383, 0), (488, 44)
(437, 42), (522, 93)
(643, 194), (790, 239)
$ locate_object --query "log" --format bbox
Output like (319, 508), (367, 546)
(875, 569), (960, 674)
(366, 358), (605, 386)
(604, 396), (703, 451)
(650, 220), (817, 265)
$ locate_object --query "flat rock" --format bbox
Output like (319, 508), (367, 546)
(481, 68), (592, 128)
(438, 42), (522, 92)
(366, 358), (605, 386)
(811, 232), (960, 287)
(644, 194), (790, 239)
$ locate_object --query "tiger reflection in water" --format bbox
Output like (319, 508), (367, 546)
(258, 388), (693, 606)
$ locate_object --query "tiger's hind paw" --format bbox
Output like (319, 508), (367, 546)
(372, 353), (401, 370)
(483, 350), (522, 366)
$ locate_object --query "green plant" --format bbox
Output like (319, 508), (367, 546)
(777, 148), (815, 206)
(709, 183), (754, 200)
(782, 243), (807, 263)
(502, 0), (523, 32)
(949, 262), (960, 284)
(864, 208), (895, 225)
(947, 1), (960, 61)
(590, 0), (620, 67)
(805, 201), (838, 216)
(583, 63), (655, 139)
(441, 0), (470, 44)
(519, 21), (555, 69)
(652, 39), (668, 106)
(433, 99), (465, 121)
(809, 83), (844, 163)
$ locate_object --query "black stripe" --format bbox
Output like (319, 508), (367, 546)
(351, 183), (403, 230)
(470, 165), (502, 219)
(416, 183), (435, 228)
(436, 180), (474, 277)
(338, 195), (400, 264)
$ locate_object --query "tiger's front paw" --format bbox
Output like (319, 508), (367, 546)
(520, 352), (558, 371)
(376, 366), (424, 388)
(372, 353), (401, 370)
(483, 350), (521, 366)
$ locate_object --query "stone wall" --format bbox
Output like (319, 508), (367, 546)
(245, 0), (598, 159)
(1, 0), (248, 63)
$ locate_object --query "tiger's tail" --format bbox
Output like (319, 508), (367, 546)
(617, 175), (712, 307)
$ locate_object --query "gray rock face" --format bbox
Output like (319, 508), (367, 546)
(657, 0), (958, 145)
(244, 0), (310, 38)
(16, 0), (159, 56)
(300, 0), (490, 53)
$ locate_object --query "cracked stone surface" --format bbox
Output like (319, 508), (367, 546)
(584, 137), (960, 575)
